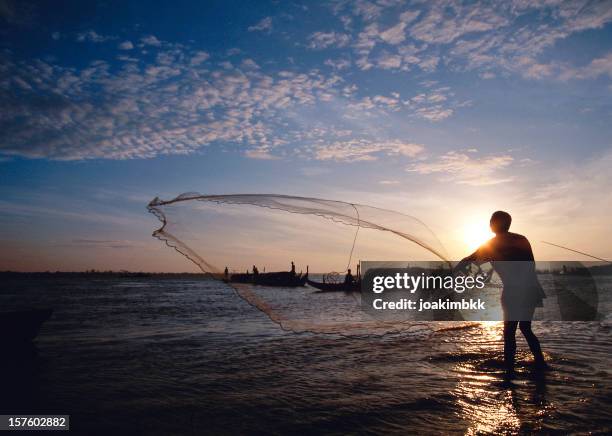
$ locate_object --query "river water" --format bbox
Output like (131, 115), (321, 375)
(1, 276), (610, 435)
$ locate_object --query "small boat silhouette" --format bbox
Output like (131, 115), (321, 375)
(0, 309), (53, 343)
(229, 268), (308, 287)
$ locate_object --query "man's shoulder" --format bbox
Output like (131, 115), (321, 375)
(507, 232), (529, 242)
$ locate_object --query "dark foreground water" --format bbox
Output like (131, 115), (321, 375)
(1, 276), (610, 435)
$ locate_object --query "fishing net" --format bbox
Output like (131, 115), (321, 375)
(148, 193), (451, 335)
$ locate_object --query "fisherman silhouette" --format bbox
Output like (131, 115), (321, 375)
(290, 261), (296, 276)
(456, 211), (547, 373)
(344, 269), (355, 285)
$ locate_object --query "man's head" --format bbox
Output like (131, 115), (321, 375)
(490, 210), (512, 234)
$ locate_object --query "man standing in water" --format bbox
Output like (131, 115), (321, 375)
(456, 211), (547, 373)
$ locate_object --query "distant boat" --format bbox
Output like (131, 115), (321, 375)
(0, 309), (53, 343)
(307, 264), (361, 293)
(229, 270), (308, 287)
(306, 278), (360, 293)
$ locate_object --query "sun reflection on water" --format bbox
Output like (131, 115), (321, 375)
(451, 322), (549, 434)
(478, 321), (502, 340)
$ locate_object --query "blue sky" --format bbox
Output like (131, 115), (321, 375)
(1, 0), (611, 271)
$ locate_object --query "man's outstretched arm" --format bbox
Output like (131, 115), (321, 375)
(454, 250), (479, 273)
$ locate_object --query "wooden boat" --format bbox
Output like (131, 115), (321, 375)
(229, 269), (308, 287)
(308, 264), (362, 293)
(0, 309), (53, 343)
(306, 278), (360, 293)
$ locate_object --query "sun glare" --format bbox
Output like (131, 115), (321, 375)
(462, 222), (493, 251)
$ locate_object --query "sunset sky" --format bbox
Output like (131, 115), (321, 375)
(1, 0), (611, 271)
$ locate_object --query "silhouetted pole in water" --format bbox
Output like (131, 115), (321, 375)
(456, 211), (546, 373)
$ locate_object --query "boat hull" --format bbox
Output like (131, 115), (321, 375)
(306, 279), (360, 293)
(0, 309), (53, 343)
(230, 271), (307, 287)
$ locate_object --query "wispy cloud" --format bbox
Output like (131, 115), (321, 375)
(244, 148), (279, 160)
(307, 31), (350, 49)
(0, 40), (348, 160)
(76, 30), (116, 43)
(63, 239), (145, 249)
(190, 50), (210, 66)
(407, 151), (514, 186)
(559, 52), (612, 80)
(324, 57), (351, 70)
(312, 139), (424, 162)
(1, 0), (609, 164)
(323, 0), (612, 80)
(0, 30), (462, 161)
(140, 34), (162, 47)
(118, 40), (134, 50)
(248, 16), (272, 32)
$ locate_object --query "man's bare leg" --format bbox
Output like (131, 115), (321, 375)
(519, 321), (546, 367)
(503, 321), (518, 372)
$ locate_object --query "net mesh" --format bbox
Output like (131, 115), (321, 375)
(147, 193), (453, 335)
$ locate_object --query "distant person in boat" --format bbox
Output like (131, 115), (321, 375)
(455, 211), (546, 373)
(253, 265), (259, 275)
(291, 261), (296, 275)
(344, 269), (355, 285)
(224, 266), (229, 280)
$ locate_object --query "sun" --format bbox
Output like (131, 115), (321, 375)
(462, 222), (493, 251)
